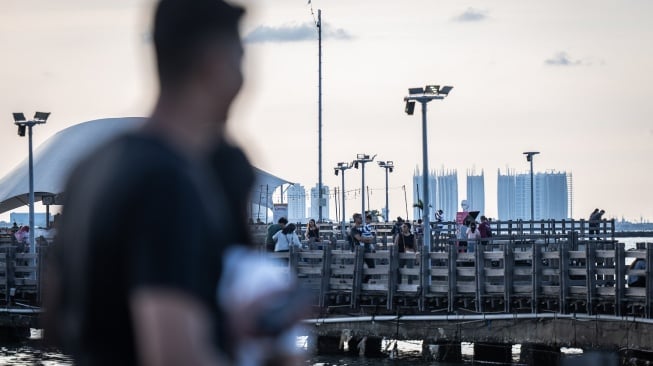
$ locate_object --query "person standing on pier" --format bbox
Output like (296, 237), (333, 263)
(478, 216), (492, 242)
(395, 222), (416, 284)
(350, 213), (375, 282)
(45, 2), (306, 366)
(466, 221), (481, 253)
(391, 216), (404, 243)
(361, 213), (376, 249)
(305, 218), (320, 246)
(266, 216), (288, 252)
(589, 208), (600, 237)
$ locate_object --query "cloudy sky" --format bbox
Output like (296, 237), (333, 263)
(1, 0), (651, 222)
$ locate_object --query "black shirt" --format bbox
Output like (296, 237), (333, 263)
(307, 227), (320, 239)
(50, 133), (253, 365)
(397, 233), (415, 253)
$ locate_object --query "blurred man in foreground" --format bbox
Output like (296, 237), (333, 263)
(44, 1), (307, 365)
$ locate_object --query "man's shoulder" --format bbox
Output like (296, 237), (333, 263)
(74, 133), (185, 183)
(64, 133), (193, 212)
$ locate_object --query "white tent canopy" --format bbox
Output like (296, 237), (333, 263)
(0, 117), (291, 214)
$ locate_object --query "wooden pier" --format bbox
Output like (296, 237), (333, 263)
(0, 219), (652, 359)
(254, 219), (653, 359)
(0, 235), (44, 339)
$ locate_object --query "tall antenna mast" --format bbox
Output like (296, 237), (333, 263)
(317, 9), (323, 222)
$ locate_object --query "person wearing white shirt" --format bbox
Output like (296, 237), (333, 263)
(466, 221), (481, 253)
(273, 223), (302, 252)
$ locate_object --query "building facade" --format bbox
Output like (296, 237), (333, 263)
(286, 184), (307, 224)
(412, 168), (458, 222)
(436, 169), (458, 221)
(310, 184), (330, 222)
(466, 170), (485, 215)
(412, 168), (437, 221)
(497, 169), (572, 220)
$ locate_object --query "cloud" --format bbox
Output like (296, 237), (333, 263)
(244, 22), (352, 43)
(453, 7), (488, 22)
(545, 52), (584, 66)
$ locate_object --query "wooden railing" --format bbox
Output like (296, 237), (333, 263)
(271, 236), (653, 317)
(251, 219), (617, 248)
(0, 245), (46, 307)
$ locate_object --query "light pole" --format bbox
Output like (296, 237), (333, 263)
(12, 112), (50, 255)
(378, 161), (394, 222)
(334, 162), (353, 237)
(404, 85), (453, 253)
(523, 151), (540, 221)
(353, 154), (376, 217)
(405, 85), (452, 310)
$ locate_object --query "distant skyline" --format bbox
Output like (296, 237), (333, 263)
(1, 0), (651, 223)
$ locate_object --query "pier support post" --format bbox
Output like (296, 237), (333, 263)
(347, 336), (382, 357)
(473, 342), (512, 364)
(423, 341), (462, 362)
(520, 344), (560, 365)
(316, 335), (344, 355)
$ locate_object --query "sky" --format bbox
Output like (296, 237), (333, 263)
(1, 0), (652, 223)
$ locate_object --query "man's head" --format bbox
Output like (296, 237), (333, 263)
(481, 216), (488, 222)
(153, 0), (244, 118)
(352, 213), (363, 225)
(278, 217), (288, 228)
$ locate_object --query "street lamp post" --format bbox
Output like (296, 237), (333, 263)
(523, 151), (540, 222)
(12, 112), (50, 255)
(353, 154), (376, 217)
(404, 85), (452, 309)
(334, 162), (353, 238)
(404, 85), (453, 253)
(378, 161), (394, 221)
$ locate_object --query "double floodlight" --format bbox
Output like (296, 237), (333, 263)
(13, 112), (50, 124)
(407, 85), (453, 96)
(404, 84), (453, 115)
(353, 153), (376, 169)
(378, 160), (394, 173)
(334, 161), (353, 176)
(13, 111), (51, 136)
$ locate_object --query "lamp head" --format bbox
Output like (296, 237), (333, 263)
(34, 112), (50, 122)
(523, 151), (540, 162)
(12, 113), (26, 123)
(438, 86), (453, 96)
(424, 85), (440, 94)
(405, 101), (415, 115)
(334, 169), (339, 176)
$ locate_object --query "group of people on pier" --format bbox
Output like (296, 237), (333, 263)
(266, 217), (323, 252)
(589, 208), (606, 237)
